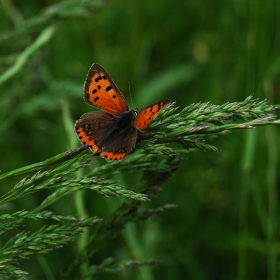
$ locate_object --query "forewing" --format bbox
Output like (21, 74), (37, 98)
(84, 64), (129, 114)
(134, 99), (171, 130)
(75, 111), (115, 153)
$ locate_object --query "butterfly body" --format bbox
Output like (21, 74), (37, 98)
(75, 64), (170, 161)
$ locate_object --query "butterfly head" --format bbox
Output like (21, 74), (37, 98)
(132, 108), (138, 117)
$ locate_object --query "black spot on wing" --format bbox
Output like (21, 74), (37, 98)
(106, 85), (112, 92)
(157, 104), (162, 112)
(94, 76), (102, 82)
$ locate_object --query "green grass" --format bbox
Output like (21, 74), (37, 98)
(0, 0), (280, 279)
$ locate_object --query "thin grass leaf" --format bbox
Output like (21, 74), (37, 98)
(0, 0), (103, 46)
(86, 257), (160, 276)
(0, 146), (88, 180)
(0, 25), (56, 85)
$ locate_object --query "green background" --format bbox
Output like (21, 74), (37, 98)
(0, 0), (279, 279)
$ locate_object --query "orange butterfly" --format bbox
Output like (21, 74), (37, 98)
(75, 64), (170, 161)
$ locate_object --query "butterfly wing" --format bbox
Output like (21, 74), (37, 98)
(84, 64), (129, 114)
(134, 99), (171, 130)
(100, 125), (137, 161)
(75, 111), (115, 153)
(75, 110), (137, 161)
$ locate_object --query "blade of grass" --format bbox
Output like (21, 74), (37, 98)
(61, 98), (89, 277)
(266, 126), (278, 280)
(0, 25), (56, 85)
(0, 145), (88, 180)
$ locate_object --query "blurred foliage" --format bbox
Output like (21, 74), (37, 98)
(0, 0), (279, 279)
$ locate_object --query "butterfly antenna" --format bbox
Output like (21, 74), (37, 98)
(127, 82), (134, 108)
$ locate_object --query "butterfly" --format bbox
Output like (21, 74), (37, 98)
(75, 63), (170, 161)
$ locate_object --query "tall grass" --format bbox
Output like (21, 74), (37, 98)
(0, 0), (279, 279)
